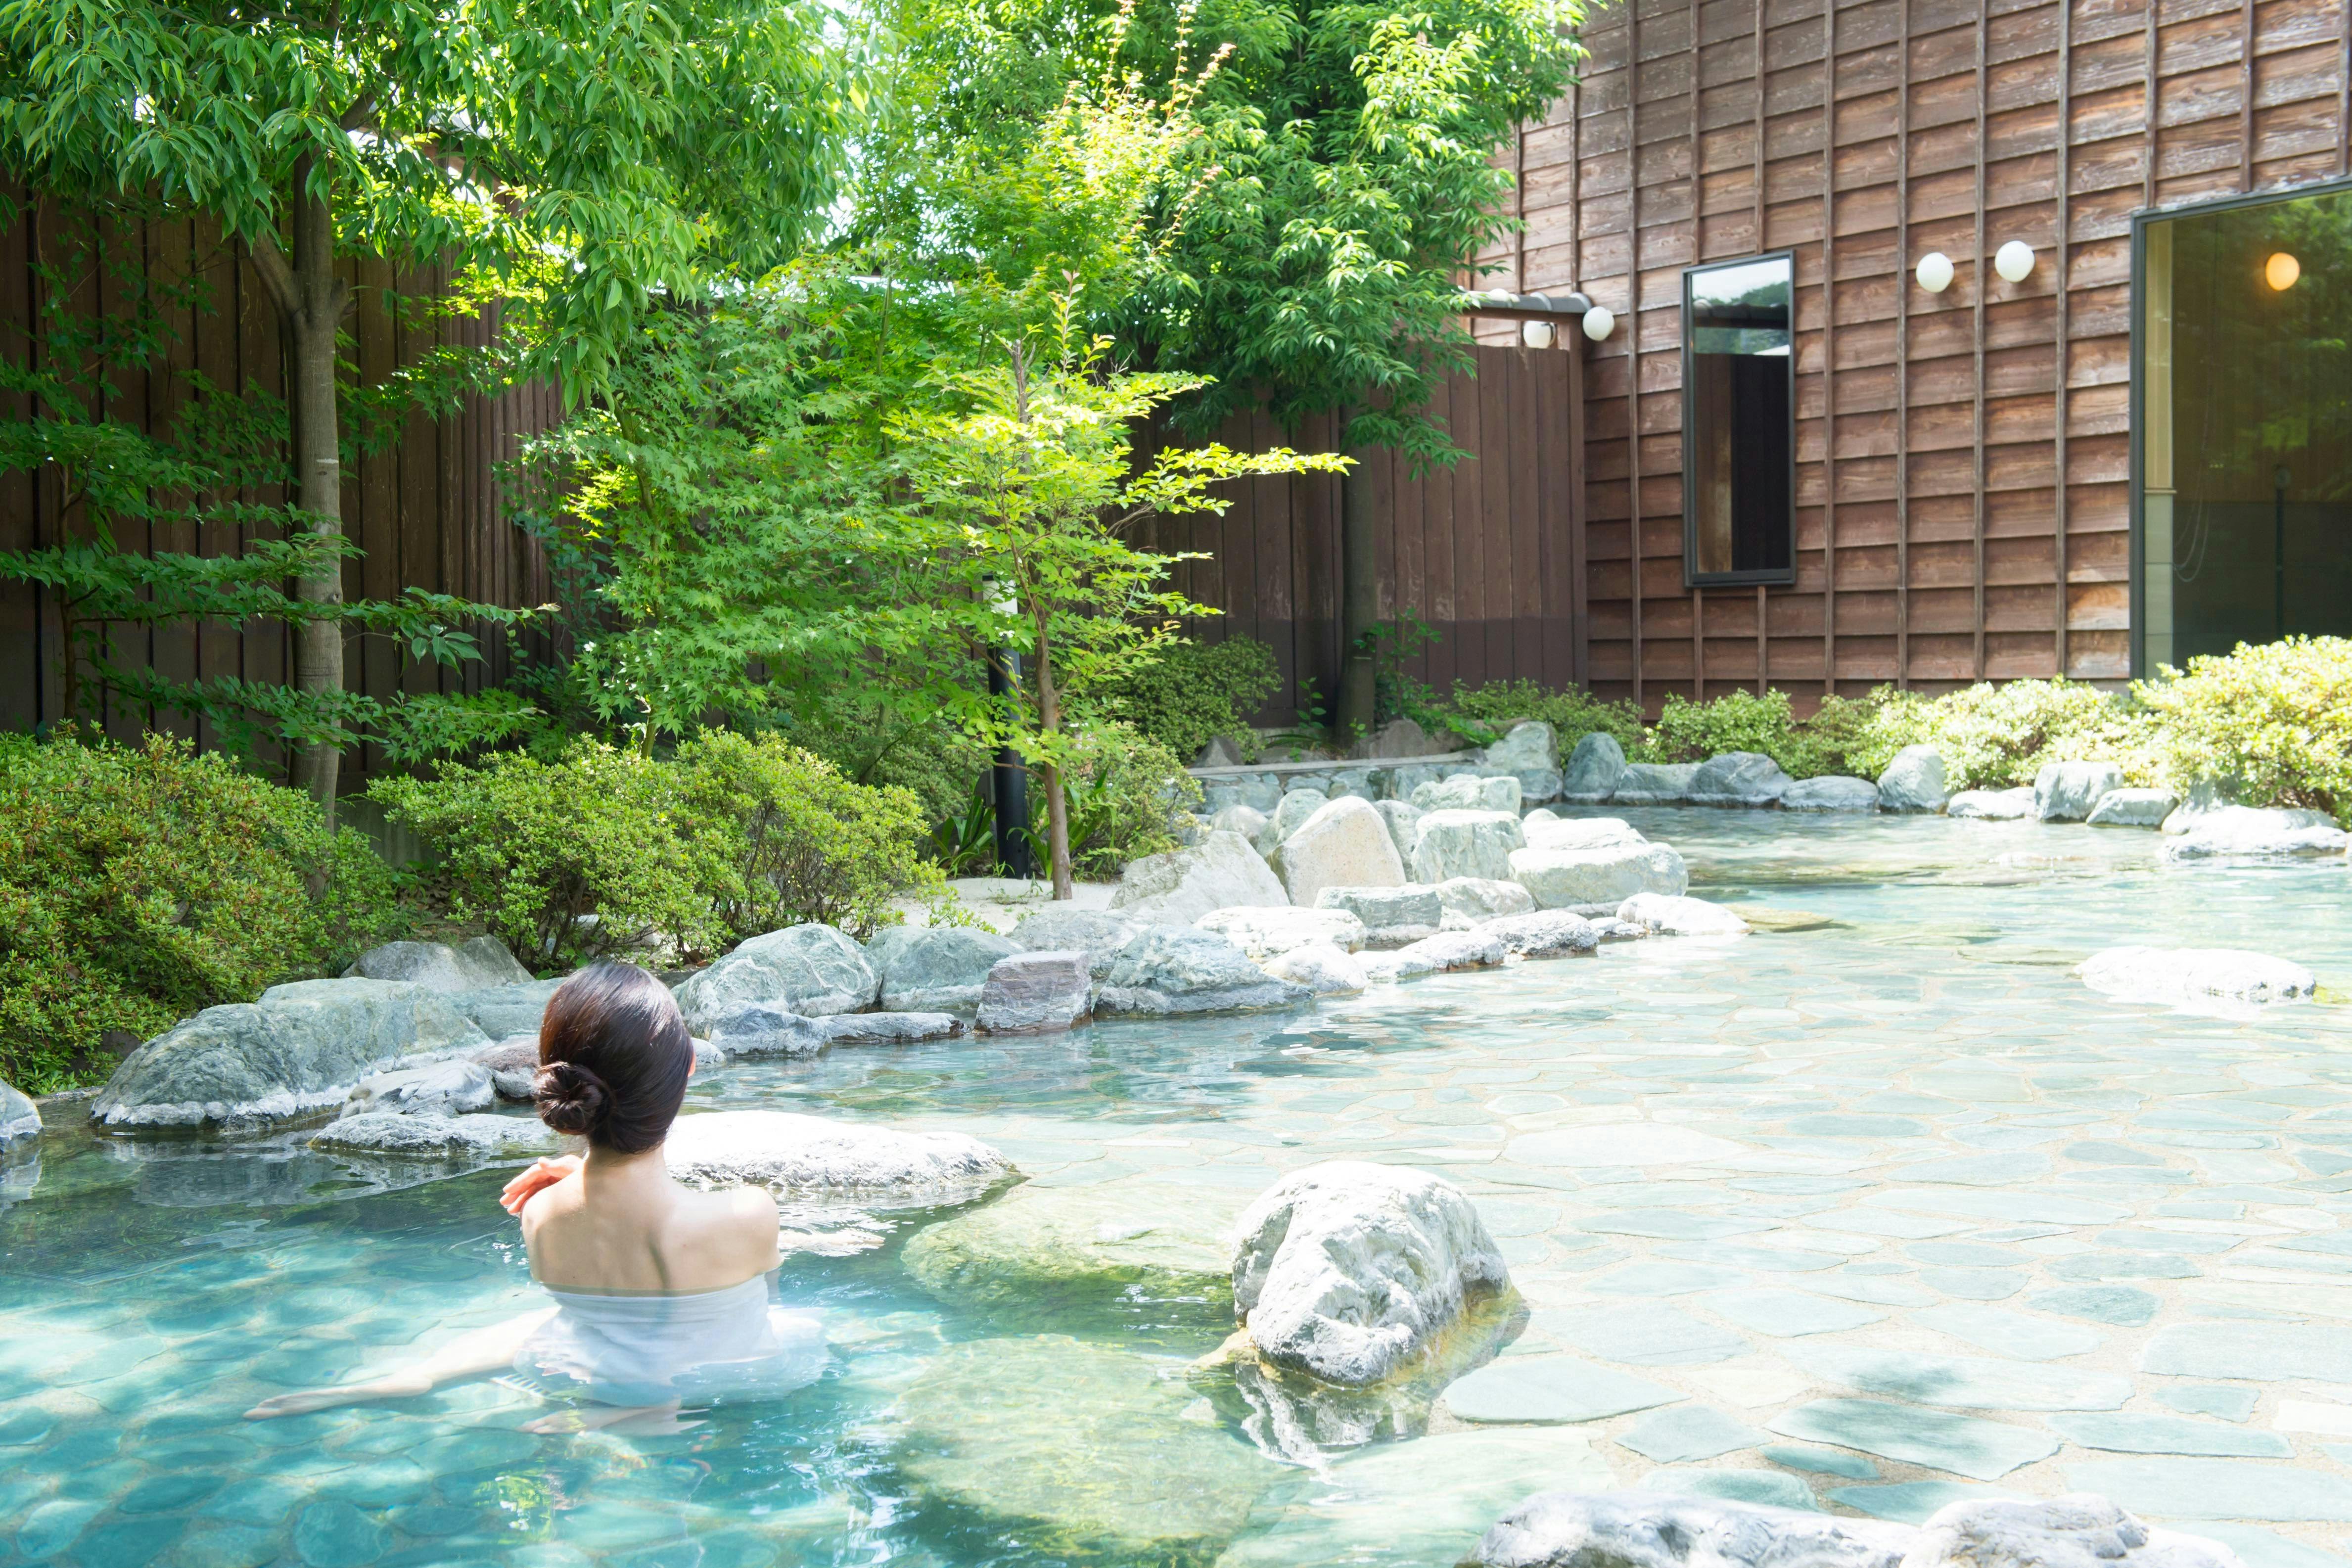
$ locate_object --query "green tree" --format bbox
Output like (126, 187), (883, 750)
(0, 0), (851, 820)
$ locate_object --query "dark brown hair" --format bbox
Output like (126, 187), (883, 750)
(534, 961), (694, 1153)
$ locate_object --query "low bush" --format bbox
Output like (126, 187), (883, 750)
(1099, 636), (1282, 762)
(1444, 680), (1646, 763)
(1857, 679), (2150, 789)
(1645, 690), (1802, 770)
(1040, 720), (1203, 880)
(374, 737), (945, 970)
(2137, 636), (2352, 823)
(0, 731), (407, 1090)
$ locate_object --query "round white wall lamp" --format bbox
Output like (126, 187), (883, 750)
(1915, 252), (1955, 293)
(1522, 319), (1557, 349)
(2266, 251), (2301, 291)
(1581, 305), (1616, 341)
(1993, 240), (2035, 283)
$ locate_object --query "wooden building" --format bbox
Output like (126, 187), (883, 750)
(1469, 0), (2352, 707)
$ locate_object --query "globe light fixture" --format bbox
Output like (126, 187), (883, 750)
(2266, 251), (2301, 291)
(1522, 318), (1557, 349)
(1581, 305), (1616, 341)
(1915, 252), (1955, 293)
(1993, 240), (2035, 283)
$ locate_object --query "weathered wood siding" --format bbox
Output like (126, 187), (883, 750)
(1133, 343), (1586, 726)
(1477, 0), (2352, 705)
(0, 195), (559, 783)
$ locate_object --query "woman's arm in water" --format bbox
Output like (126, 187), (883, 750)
(243, 1309), (555, 1420)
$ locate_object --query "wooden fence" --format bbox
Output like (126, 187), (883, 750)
(0, 194), (559, 784)
(1132, 343), (1587, 726)
(1474, 0), (2352, 705)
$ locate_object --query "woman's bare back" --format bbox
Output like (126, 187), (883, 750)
(521, 1159), (780, 1293)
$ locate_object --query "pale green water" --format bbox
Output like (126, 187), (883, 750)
(5, 811), (2352, 1568)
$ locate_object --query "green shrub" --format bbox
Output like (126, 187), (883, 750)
(2136, 636), (2352, 823)
(371, 743), (724, 973)
(1043, 720), (1204, 880)
(1646, 690), (1803, 770)
(1444, 680), (1646, 763)
(1099, 636), (1282, 761)
(1857, 679), (2147, 788)
(0, 731), (407, 1090)
(677, 732), (946, 939)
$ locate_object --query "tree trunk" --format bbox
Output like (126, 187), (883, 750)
(262, 157), (351, 828)
(1031, 605), (1074, 900)
(1336, 411), (1379, 738)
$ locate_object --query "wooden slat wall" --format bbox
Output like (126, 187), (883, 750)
(0, 196), (558, 784)
(1476, 0), (2352, 707)
(1133, 344), (1585, 726)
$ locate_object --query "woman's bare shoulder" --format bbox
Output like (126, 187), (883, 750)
(676, 1182), (780, 1273)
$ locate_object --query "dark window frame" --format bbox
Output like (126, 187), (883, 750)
(1680, 248), (1799, 590)
(2128, 173), (2352, 678)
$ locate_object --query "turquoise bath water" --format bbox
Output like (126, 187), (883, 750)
(5, 810), (2352, 1568)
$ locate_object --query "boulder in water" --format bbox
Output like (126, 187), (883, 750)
(343, 1059), (497, 1117)
(1007, 908), (1141, 978)
(2078, 946), (2315, 1009)
(903, 1180), (1245, 1317)
(1617, 894), (1750, 936)
(1903, 1495), (2242, 1568)
(674, 924), (878, 1033)
(1435, 876), (1538, 922)
(2159, 804), (2351, 860)
(447, 978), (563, 1041)
(1472, 1492), (1915, 1568)
(1272, 796), (1407, 906)
(1362, 929), (1507, 982)
(1522, 815), (1648, 850)
(1946, 786), (2037, 820)
(1876, 745), (1952, 813)
(1510, 842), (1689, 914)
(1688, 753), (1796, 808)
(1413, 773), (1523, 814)
(1483, 910), (1600, 958)
(310, 1111), (555, 1156)
(1612, 762), (1699, 805)
(863, 926), (1019, 1015)
(1232, 1162), (1510, 1385)
(703, 1003), (829, 1058)
(1562, 733), (1629, 803)
(1, 1081), (39, 1145)
(2035, 760), (2124, 822)
(345, 935), (535, 991)
(2087, 787), (2177, 828)
(1316, 884), (1442, 948)
(1198, 906), (1369, 960)
(1411, 810), (1525, 883)
(976, 950), (1092, 1033)
(1779, 776), (1881, 812)
(1095, 926), (1311, 1016)
(664, 1109), (1009, 1202)
(1263, 942), (1371, 995)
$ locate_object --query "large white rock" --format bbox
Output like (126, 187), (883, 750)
(1522, 814), (1648, 851)
(1256, 788), (1331, 855)
(1946, 786), (2037, 820)
(1199, 906), (1370, 960)
(2087, 787), (2178, 828)
(1414, 773), (1523, 814)
(1110, 830), (1291, 925)
(310, 1111), (555, 1157)
(1095, 926), (1312, 1016)
(2035, 760), (2124, 822)
(1617, 893), (1750, 937)
(1612, 762), (1699, 805)
(1482, 721), (1557, 775)
(1232, 1162), (1510, 1385)
(1473, 1492), (1916, 1568)
(1412, 810), (1526, 884)
(343, 1059), (497, 1117)
(1688, 752), (1796, 808)
(2078, 946), (2316, 1008)
(1210, 803), (1270, 844)
(1375, 799), (1425, 865)
(1483, 910), (1601, 959)
(1263, 943), (1371, 995)
(1316, 885), (1444, 946)
(1510, 843), (1689, 914)
(91, 980), (492, 1128)
(1780, 776), (1882, 812)
(664, 1109), (1009, 1201)
(1562, 733), (1630, 803)
(1361, 929), (1508, 982)
(346, 935), (535, 991)
(701, 1003), (827, 1057)
(1877, 745), (1952, 813)
(1007, 908), (1141, 978)
(674, 924), (878, 1033)
(1, 1081), (41, 1145)
(1273, 795), (1408, 906)
(1435, 877), (1538, 922)
(2159, 804), (2352, 860)
(1903, 1495), (2243, 1568)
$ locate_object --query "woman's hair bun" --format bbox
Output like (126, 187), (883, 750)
(534, 1059), (612, 1136)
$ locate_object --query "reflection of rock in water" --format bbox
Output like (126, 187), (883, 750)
(101, 1131), (494, 1207)
(1208, 1287), (1524, 1465)
(0, 1146), (38, 1212)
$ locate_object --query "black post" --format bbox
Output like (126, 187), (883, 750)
(2274, 464), (2290, 641)
(987, 646), (1033, 879)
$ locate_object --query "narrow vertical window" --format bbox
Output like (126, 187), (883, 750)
(1683, 253), (1797, 585)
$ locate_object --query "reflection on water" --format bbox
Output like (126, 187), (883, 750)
(4, 809), (2352, 1567)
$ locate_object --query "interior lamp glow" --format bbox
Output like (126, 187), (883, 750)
(1915, 252), (1954, 293)
(1993, 241), (2035, 282)
(2266, 252), (2302, 291)
(1581, 305), (1616, 341)
(1522, 319), (1557, 349)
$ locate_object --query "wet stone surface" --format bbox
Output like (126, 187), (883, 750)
(4, 808), (2352, 1568)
